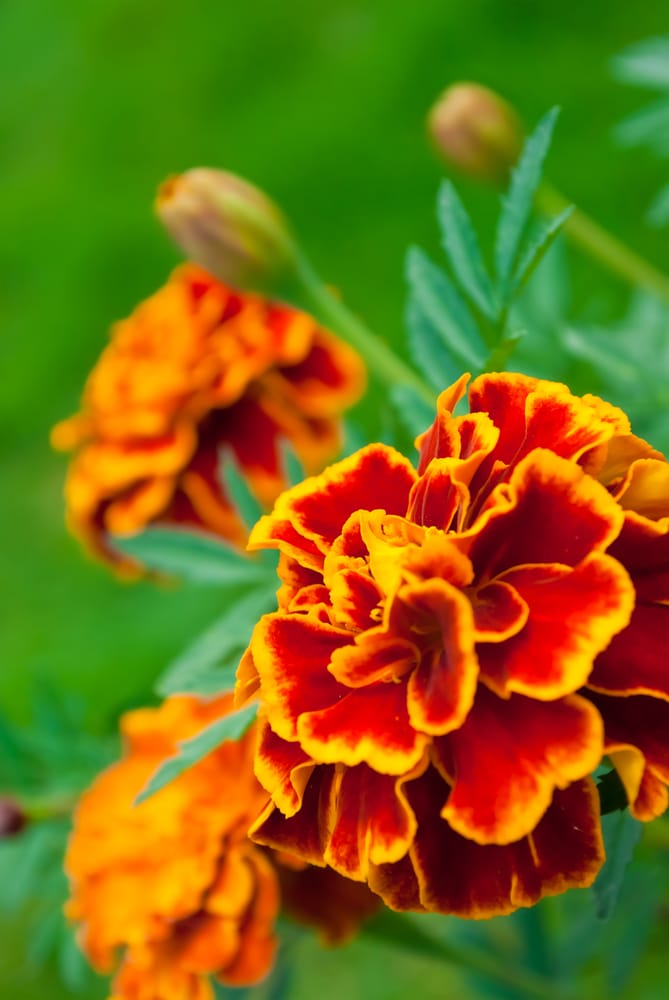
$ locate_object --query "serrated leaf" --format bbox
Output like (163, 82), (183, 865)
(592, 810), (642, 920)
(437, 181), (497, 319)
(494, 107), (560, 296)
(218, 448), (264, 531)
(613, 97), (669, 153)
(390, 383), (437, 440)
(406, 246), (486, 377)
(647, 181), (669, 228)
(611, 36), (669, 89)
(279, 439), (306, 487)
(512, 206), (573, 294)
(135, 702), (258, 803)
(115, 528), (272, 586)
(157, 589), (275, 697)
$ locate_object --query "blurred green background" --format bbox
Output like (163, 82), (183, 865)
(2, 1), (669, 997)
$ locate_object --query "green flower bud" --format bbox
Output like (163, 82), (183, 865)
(156, 168), (298, 295)
(428, 83), (523, 185)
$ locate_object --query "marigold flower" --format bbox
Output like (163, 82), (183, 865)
(51, 264), (365, 572)
(66, 694), (378, 1000)
(236, 371), (669, 917)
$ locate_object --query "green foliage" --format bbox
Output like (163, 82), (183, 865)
(494, 108), (560, 296)
(404, 109), (571, 398)
(135, 702), (258, 804)
(592, 810), (643, 920)
(114, 528), (277, 587)
(612, 35), (669, 226)
(156, 588), (275, 697)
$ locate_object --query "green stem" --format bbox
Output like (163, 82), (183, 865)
(364, 911), (575, 1000)
(537, 182), (669, 307)
(291, 254), (436, 407)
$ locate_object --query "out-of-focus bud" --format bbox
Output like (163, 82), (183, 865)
(0, 797), (27, 837)
(428, 83), (523, 185)
(156, 168), (298, 295)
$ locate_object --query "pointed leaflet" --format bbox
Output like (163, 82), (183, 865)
(494, 107), (560, 296)
(115, 528), (273, 586)
(591, 810), (642, 920)
(157, 588), (276, 697)
(406, 246), (486, 377)
(390, 383), (438, 439)
(135, 702), (258, 804)
(218, 447), (264, 531)
(511, 207), (573, 295)
(437, 181), (497, 319)
(611, 36), (669, 88)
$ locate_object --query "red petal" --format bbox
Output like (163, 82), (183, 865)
(586, 691), (669, 820)
(416, 375), (470, 473)
(468, 451), (624, 579)
(478, 555), (634, 699)
(324, 763), (423, 879)
(402, 768), (603, 916)
(589, 603), (669, 701)
(436, 690), (603, 844)
(471, 579), (528, 641)
(401, 579), (479, 734)
(254, 720), (314, 817)
(297, 682), (428, 775)
(249, 767), (335, 867)
(608, 511), (669, 603)
(251, 615), (351, 740)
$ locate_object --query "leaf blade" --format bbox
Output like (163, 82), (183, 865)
(437, 181), (497, 319)
(135, 703), (258, 804)
(115, 528), (272, 586)
(494, 107), (560, 296)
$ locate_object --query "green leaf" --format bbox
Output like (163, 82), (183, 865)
(115, 528), (272, 586)
(279, 439), (306, 487)
(218, 448), (263, 531)
(647, 181), (669, 228)
(406, 246), (486, 378)
(494, 107), (560, 296)
(611, 36), (669, 89)
(511, 206), (573, 294)
(592, 810), (642, 920)
(157, 589), (275, 697)
(612, 97), (669, 154)
(596, 768), (629, 815)
(390, 383), (437, 439)
(437, 181), (497, 319)
(135, 702), (258, 803)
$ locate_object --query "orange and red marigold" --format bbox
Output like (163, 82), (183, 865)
(51, 264), (365, 571)
(236, 371), (669, 918)
(65, 694), (378, 1000)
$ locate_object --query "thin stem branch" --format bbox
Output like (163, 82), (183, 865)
(291, 255), (436, 406)
(537, 182), (669, 307)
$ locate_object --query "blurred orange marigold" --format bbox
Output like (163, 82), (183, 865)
(65, 694), (378, 1000)
(236, 372), (669, 917)
(51, 264), (365, 571)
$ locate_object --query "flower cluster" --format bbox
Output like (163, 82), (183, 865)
(236, 372), (669, 917)
(65, 694), (378, 1000)
(51, 264), (365, 572)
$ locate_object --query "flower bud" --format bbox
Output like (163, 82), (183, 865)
(0, 797), (26, 837)
(428, 83), (523, 185)
(156, 168), (298, 295)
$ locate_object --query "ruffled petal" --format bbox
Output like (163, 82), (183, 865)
(400, 768), (603, 917)
(250, 615), (351, 740)
(588, 603), (669, 701)
(436, 690), (603, 844)
(478, 555), (634, 699)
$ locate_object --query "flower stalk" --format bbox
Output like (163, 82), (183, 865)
(291, 253), (436, 406)
(537, 183), (669, 307)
